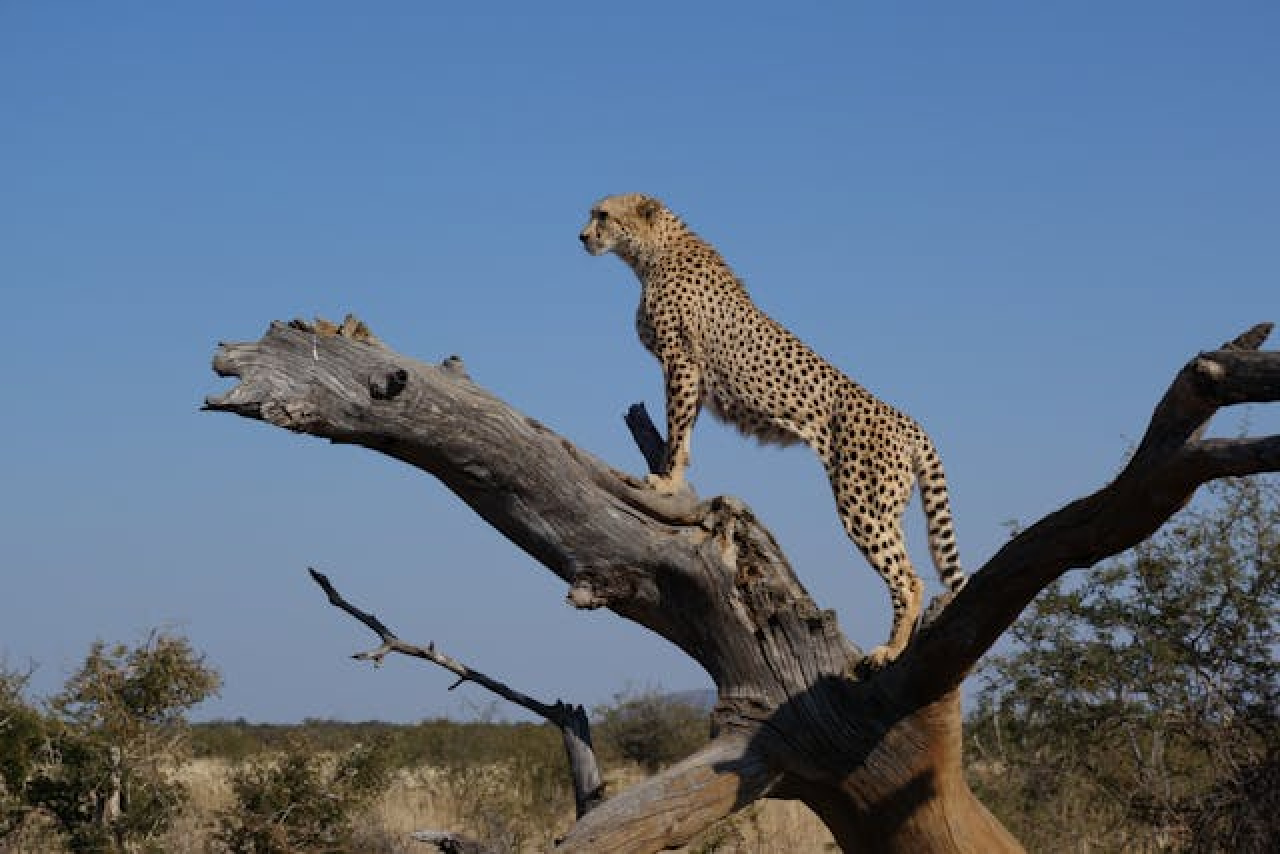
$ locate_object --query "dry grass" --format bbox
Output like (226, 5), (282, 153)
(0, 809), (67, 854)
(173, 757), (833, 853)
(4, 758), (835, 853)
(353, 763), (572, 853)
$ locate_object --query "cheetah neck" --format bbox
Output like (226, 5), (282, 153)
(628, 227), (730, 286)
(620, 244), (665, 280)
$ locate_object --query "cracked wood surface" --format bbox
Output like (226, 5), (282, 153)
(207, 318), (1278, 853)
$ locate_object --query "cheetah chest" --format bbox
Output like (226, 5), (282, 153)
(638, 283), (823, 447)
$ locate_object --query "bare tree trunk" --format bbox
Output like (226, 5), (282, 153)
(206, 318), (1280, 853)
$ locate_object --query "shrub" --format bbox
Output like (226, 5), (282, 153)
(968, 476), (1280, 852)
(594, 688), (709, 772)
(213, 737), (392, 853)
(0, 662), (48, 839)
(3, 631), (220, 853)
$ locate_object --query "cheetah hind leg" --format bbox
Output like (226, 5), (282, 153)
(863, 573), (923, 669)
(853, 530), (925, 671)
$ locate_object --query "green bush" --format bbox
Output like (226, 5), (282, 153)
(0, 662), (48, 838)
(968, 476), (1279, 852)
(1, 631), (220, 854)
(594, 688), (709, 772)
(213, 737), (392, 854)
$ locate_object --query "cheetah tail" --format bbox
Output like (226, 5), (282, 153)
(914, 437), (967, 592)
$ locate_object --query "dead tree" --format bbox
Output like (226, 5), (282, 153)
(307, 567), (604, 820)
(206, 317), (1280, 853)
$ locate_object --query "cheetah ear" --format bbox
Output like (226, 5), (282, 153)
(636, 196), (662, 223)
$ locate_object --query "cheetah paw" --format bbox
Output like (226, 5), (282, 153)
(643, 472), (686, 496)
(860, 645), (899, 672)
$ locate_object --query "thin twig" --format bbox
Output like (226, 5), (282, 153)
(307, 567), (568, 723)
(307, 567), (605, 818)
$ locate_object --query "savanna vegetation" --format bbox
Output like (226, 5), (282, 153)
(1, 632), (220, 853)
(966, 475), (1278, 853)
(2, 473), (1274, 852)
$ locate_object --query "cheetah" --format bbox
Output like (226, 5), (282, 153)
(579, 193), (966, 668)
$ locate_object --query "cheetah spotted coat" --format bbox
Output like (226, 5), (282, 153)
(580, 193), (966, 667)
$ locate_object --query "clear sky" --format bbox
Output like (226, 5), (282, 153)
(2, 2), (1276, 723)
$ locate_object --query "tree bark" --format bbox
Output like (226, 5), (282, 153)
(206, 318), (1280, 853)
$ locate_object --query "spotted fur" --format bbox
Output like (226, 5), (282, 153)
(580, 193), (966, 667)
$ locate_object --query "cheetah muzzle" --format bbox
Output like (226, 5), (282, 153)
(580, 193), (967, 669)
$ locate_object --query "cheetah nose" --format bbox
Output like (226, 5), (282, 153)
(578, 231), (589, 245)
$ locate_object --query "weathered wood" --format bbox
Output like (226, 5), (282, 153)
(624, 402), (668, 476)
(904, 323), (1280, 701)
(207, 318), (1279, 853)
(306, 568), (605, 818)
(557, 735), (780, 853)
(557, 702), (606, 818)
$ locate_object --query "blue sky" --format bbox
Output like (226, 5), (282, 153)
(1, 2), (1276, 722)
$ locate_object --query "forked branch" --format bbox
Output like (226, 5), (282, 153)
(208, 317), (1279, 853)
(307, 567), (603, 818)
(906, 322), (1280, 697)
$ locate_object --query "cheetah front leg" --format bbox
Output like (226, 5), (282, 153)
(647, 355), (702, 495)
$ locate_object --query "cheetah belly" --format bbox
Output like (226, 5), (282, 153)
(702, 369), (808, 448)
(693, 294), (827, 448)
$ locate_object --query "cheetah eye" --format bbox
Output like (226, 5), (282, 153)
(595, 210), (609, 223)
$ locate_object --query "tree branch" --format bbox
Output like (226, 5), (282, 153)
(309, 569), (554, 717)
(208, 318), (855, 848)
(208, 316), (1276, 852)
(556, 736), (780, 853)
(906, 322), (1280, 698)
(1180, 435), (1280, 478)
(207, 319), (848, 694)
(306, 567), (604, 817)
(624, 403), (667, 476)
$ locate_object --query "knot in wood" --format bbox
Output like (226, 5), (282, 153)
(1191, 354), (1226, 385)
(370, 368), (409, 400)
(567, 581), (607, 609)
(440, 355), (470, 379)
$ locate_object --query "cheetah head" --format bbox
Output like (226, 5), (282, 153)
(579, 193), (667, 262)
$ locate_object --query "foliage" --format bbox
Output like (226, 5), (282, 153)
(593, 688), (710, 772)
(968, 475), (1279, 853)
(0, 661), (49, 839)
(212, 737), (392, 854)
(441, 735), (574, 853)
(193, 717), (569, 769)
(52, 633), (221, 736)
(197, 695), (704, 849)
(196, 717), (577, 852)
(3, 630), (220, 853)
